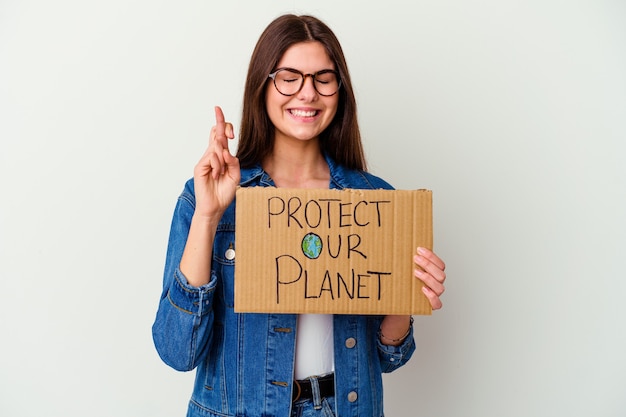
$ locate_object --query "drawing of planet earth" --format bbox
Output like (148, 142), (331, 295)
(301, 232), (322, 259)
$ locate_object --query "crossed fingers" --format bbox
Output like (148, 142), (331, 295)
(207, 106), (235, 178)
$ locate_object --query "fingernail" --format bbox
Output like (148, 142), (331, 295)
(414, 268), (424, 278)
(417, 247), (426, 255)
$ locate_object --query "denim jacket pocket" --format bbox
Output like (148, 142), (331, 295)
(212, 226), (236, 308)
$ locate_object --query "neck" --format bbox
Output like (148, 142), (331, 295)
(262, 140), (330, 189)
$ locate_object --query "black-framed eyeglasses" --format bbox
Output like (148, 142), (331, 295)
(268, 67), (342, 97)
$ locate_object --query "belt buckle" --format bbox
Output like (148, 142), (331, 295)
(292, 379), (301, 402)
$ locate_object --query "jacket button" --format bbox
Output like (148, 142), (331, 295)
(347, 391), (358, 402)
(345, 337), (356, 348)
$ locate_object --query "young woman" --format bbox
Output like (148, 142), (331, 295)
(153, 14), (446, 417)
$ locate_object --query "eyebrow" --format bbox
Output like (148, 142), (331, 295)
(274, 67), (337, 74)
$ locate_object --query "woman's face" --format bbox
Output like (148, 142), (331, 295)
(266, 41), (339, 145)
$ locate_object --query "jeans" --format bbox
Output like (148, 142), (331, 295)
(291, 397), (336, 417)
(290, 374), (336, 417)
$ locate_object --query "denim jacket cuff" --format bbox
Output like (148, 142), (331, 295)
(166, 267), (217, 316)
(376, 324), (415, 370)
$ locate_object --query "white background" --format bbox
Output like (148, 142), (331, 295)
(1, 1), (625, 416)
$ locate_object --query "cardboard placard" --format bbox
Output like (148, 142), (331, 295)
(234, 187), (433, 315)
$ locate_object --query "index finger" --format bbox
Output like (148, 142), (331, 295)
(416, 247), (446, 271)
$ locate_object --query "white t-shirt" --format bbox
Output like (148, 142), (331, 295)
(294, 314), (335, 380)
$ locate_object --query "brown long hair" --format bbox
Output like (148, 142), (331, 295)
(236, 14), (367, 171)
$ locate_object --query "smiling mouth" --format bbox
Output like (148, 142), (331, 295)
(289, 109), (319, 117)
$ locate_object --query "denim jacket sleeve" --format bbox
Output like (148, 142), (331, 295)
(152, 179), (216, 372)
(376, 324), (416, 373)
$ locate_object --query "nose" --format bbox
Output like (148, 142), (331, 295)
(297, 74), (318, 100)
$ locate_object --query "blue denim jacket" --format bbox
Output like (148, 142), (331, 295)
(152, 154), (416, 417)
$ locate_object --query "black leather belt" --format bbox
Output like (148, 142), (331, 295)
(292, 374), (335, 402)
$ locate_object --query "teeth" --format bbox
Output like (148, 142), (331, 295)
(290, 109), (317, 117)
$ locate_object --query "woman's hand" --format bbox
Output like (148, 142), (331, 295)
(179, 106), (240, 287)
(379, 248), (446, 346)
(193, 106), (241, 219)
(414, 247), (446, 310)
